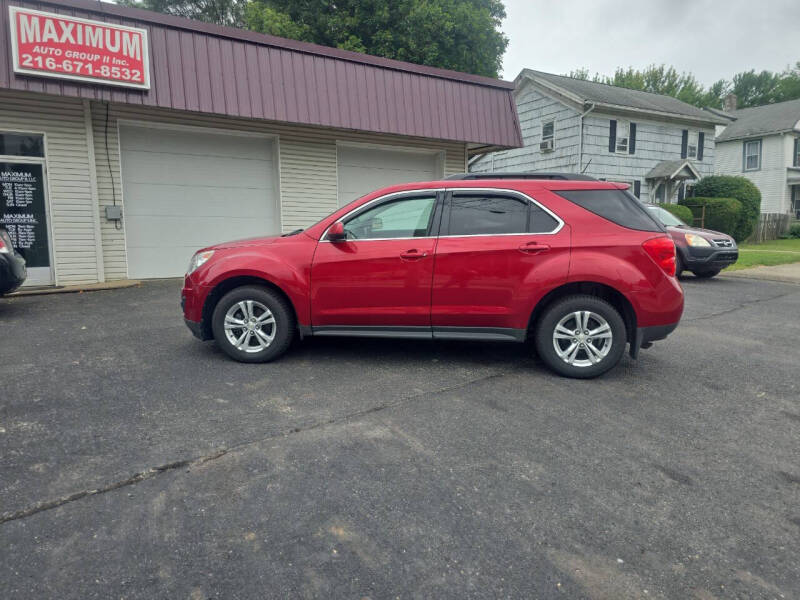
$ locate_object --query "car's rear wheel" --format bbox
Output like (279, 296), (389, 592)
(692, 269), (721, 279)
(211, 286), (295, 363)
(535, 295), (627, 379)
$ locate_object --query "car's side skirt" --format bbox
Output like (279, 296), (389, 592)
(306, 325), (527, 343)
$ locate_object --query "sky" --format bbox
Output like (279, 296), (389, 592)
(499, 0), (800, 85)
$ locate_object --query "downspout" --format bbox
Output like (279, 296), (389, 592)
(577, 102), (596, 173)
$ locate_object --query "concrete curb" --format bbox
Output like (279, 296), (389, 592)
(720, 264), (800, 285)
(9, 280), (142, 297)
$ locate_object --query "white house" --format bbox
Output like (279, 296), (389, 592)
(471, 70), (727, 203)
(713, 97), (800, 221)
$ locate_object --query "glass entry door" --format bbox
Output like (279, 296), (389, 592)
(0, 158), (53, 286)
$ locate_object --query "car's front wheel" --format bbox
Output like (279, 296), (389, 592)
(211, 286), (295, 363)
(534, 295), (627, 379)
(691, 269), (721, 279)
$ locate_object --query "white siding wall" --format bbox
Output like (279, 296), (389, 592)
(471, 86), (580, 173)
(582, 113), (715, 201)
(88, 100), (467, 281)
(715, 135), (788, 213)
(0, 90), (101, 285)
(471, 82), (717, 203)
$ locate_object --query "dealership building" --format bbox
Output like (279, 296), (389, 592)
(0, 0), (521, 285)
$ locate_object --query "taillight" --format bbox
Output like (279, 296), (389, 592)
(642, 236), (676, 277)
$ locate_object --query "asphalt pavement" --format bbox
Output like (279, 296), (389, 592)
(1, 275), (798, 599)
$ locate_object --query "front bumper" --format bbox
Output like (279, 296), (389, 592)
(680, 246), (739, 270)
(0, 252), (27, 295)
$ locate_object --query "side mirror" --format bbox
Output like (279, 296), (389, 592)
(327, 221), (346, 242)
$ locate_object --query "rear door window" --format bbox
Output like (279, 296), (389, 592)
(447, 194), (528, 235)
(555, 189), (664, 232)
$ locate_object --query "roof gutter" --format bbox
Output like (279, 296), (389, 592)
(591, 101), (728, 127)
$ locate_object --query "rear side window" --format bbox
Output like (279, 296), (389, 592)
(556, 189), (664, 232)
(448, 194), (528, 235)
(530, 204), (560, 233)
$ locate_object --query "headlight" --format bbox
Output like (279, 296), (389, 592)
(187, 250), (215, 274)
(685, 233), (711, 247)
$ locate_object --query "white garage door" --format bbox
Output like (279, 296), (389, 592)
(120, 126), (278, 279)
(337, 145), (440, 207)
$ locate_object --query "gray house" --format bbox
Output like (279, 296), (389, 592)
(713, 97), (800, 220)
(471, 70), (727, 203)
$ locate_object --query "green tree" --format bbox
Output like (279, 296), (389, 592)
(245, 0), (508, 77)
(117, 0), (248, 27)
(119, 0), (509, 78)
(563, 62), (800, 109)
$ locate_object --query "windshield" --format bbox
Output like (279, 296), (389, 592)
(646, 205), (686, 227)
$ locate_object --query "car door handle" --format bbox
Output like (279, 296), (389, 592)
(518, 242), (550, 254)
(400, 249), (428, 260)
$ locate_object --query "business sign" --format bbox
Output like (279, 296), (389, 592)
(0, 163), (50, 268)
(8, 7), (150, 90)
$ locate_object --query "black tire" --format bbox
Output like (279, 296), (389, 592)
(675, 254), (684, 278)
(691, 269), (721, 279)
(211, 285), (295, 363)
(534, 295), (627, 379)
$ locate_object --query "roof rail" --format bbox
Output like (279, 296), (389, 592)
(447, 172), (597, 181)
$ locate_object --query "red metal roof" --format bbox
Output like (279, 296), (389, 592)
(0, 0), (522, 148)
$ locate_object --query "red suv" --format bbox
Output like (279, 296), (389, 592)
(182, 174), (683, 378)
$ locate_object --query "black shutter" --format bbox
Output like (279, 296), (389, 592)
(681, 130), (688, 159)
(609, 120), (617, 153)
(697, 132), (705, 161)
(678, 183), (685, 202)
(633, 180), (641, 198)
(629, 123), (636, 154)
(795, 138), (799, 166)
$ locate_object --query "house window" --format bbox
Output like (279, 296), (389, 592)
(743, 139), (761, 171)
(540, 120), (555, 152)
(686, 132), (699, 158)
(615, 121), (630, 154)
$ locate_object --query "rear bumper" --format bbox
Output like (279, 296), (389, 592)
(680, 246), (738, 271)
(0, 252), (27, 295)
(630, 321), (679, 359)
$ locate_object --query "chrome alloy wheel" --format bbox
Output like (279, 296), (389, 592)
(552, 310), (613, 368)
(223, 300), (277, 353)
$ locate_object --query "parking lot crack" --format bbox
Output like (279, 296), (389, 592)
(0, 370), (510, 526)
(0, 449), (228, 526)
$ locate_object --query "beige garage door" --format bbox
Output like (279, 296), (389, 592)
(337, 145), (441, 207)
(120, 126), (278, 279)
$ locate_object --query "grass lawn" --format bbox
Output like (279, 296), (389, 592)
(727, 238), (800, 271)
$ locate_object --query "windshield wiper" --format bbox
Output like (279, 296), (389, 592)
(281, 229), (304, 237)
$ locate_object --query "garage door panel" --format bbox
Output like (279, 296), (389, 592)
(338, 146), (437, 171)
(120, 127), (271, 161)
(122, 184), (275, 218)
(122, 151), (273, 188)
(125, 215), (273, 249)
(126, 246), (202, 280)
(337, 146), (438, 206)
(120, 126), (278, 279)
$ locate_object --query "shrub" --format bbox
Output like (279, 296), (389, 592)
(788, 223), (800, 239)
(657, 203), (694, 224)
(679, 197), (742, 236)
(693, 176), (761, 241)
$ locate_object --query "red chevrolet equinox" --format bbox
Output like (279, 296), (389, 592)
(182, 173), (683, 378)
